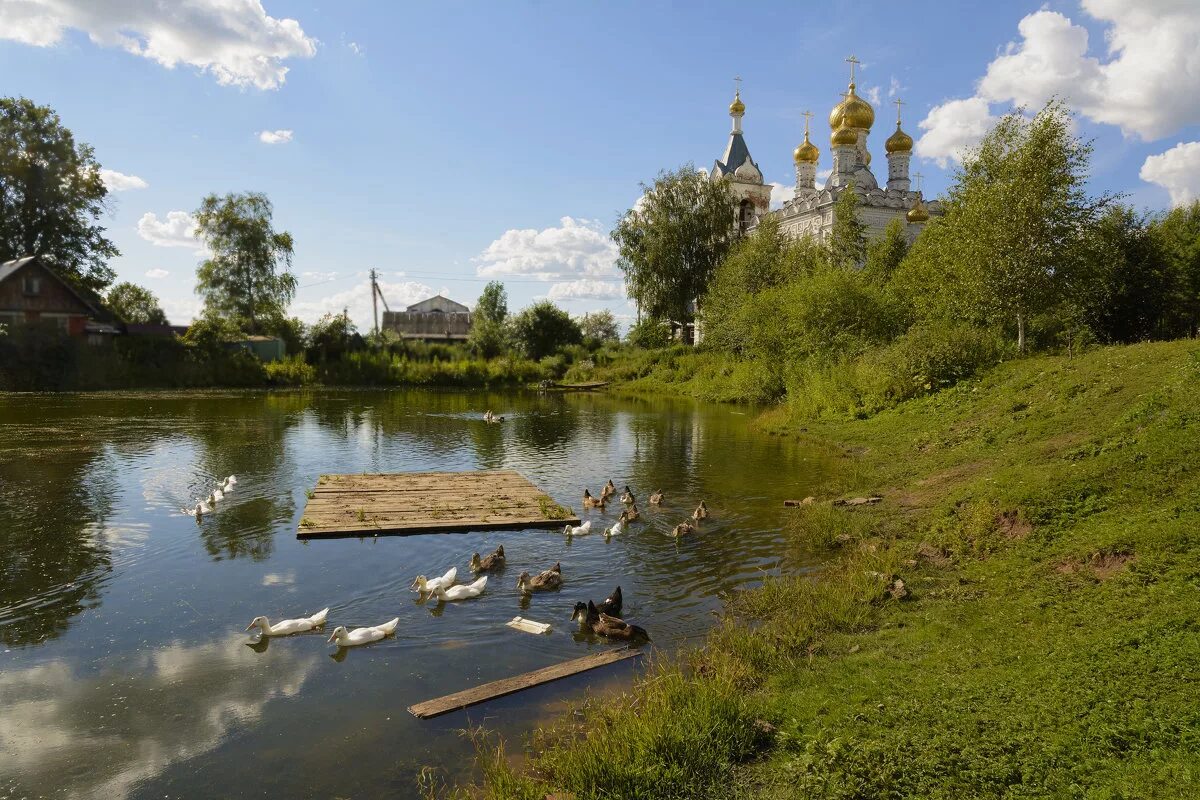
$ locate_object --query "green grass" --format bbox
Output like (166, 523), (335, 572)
(443, 340), (1200, 799)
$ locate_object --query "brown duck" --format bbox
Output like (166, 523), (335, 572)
(573, 600), (649, 642)
(649, 489), (664, 505)
(692, 500), (708, 520)
(469, 545), (505, 572)
(517, 562), (563, 594)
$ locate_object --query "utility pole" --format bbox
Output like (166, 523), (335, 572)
(370, 268), (379, 336)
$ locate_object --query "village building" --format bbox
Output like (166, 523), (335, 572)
(382, 294), (473, 341)
(0, 255), (116, 342)
(712, 59), (938, 243)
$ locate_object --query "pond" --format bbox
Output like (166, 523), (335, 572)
(0, 389), (840, 799)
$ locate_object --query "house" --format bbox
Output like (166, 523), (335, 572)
(382, 294), (473, 341)
(0, 255), (103, 338)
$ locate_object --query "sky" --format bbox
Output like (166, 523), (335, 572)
(2, 0), (1199, 330)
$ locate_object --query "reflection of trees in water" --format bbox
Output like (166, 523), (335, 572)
(0, 410), (120, 647)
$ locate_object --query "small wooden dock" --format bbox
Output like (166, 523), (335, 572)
(297, 469), (579, 538)
(408, 648), (642, 719)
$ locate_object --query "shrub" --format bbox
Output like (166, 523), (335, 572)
(626, 317), (670, 348)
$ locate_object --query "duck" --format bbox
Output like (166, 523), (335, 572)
(484, 409), (494, 423)
(327, 617), (399, 647)
(470, 545), (505, 572)
(573, 600), (649, 642)
(211, 488), (224, 503)
(624, 503), (641, 522)
(600, 480), (616, 502)
(563, 520), (593, 537)
(672, 521), (696, 538)
(187, 500), (212, 519)
(411, 566), (458, 594)
(245, 608), (329, 637)
(518, 562), (563, 594)
(224, 475), (238, 489)
(430, 575), (488, 602)
(649, 489), (664, 505)
(571, 585), (622, 619)
(604, 512), (627, 539)
(582, 489), (603, 509)
(692, 500), (708, 520)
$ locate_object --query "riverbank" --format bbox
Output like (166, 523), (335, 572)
(455, 339), (1200, 798)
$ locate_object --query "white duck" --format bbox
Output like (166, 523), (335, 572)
(223, 475), (238, 489)
(210, 488), (224, 503)
(429, 575), (488, 602)
(411, 566), (457, 594)
(604, 514), (626, 539)
(563, 520), (592, 537)
(187, 500), (212, 519)
(327, 618), (400, 647)
(245, 608), (329, 637)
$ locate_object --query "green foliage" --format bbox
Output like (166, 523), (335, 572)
(863, 217), (908, 281)
(0, 97), (118, 292)
(625, 316), (671, 349)
(467, 316), (510, 358)
(509, 300), (582, 359)
(475, 280), (508, 323)
(613, 164), (737, 322)
(305, 312), (358, 362)
(181, 312), (243, 354)
(580, 309), (619, 344)
(827, 185), (868, 269)
(105, 282), (167, 325)
(1150, 200), (1200, 336)
(194, 192), (297, 333)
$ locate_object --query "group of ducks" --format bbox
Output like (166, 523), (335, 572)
(245, 538), (651, 649)
(185, 475), (237, 520)
(483, 410), (505, 424)
(574, 480), (709, 539)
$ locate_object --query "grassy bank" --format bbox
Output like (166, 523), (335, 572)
(448, 339), (1200, 799)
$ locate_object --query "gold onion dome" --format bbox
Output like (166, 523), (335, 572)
(829, 82), (875, 130)
(886, 123), (914, 153)
(729, 91), (745, 116)
(831, 125), (858, 147)
(794, 132), (819, 164)
(907, 198), (930, 223)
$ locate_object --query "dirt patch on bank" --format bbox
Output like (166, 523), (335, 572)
(1055, 549), (1136, 581)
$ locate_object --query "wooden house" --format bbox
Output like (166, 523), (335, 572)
(0, 256), (103, 337)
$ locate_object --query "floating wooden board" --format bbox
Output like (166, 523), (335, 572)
(408, 648), (642, 719)
(297, 469), (579, 538)
(549, 381), (609, 390)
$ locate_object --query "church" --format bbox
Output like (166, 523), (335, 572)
(710, 59), (937, 242)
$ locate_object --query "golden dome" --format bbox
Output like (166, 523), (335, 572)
(886, 123), (914, 153)
(793, 132), (819, 164)
(907, 198), (930, 223)
(831, 125), (858, 147)
(729, 91), (745, 116)
(829, 82), (875, 130)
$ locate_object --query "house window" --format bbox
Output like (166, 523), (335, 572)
(22, 276), (42, 296)
(41, 313), (70, 333)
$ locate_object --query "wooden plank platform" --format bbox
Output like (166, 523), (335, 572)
(297, 469), (579, 538)
(408, 648), (642, 719)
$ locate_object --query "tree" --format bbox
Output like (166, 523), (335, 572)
(194, 192), (296, 334)
(0, 97), (118, 292)
(306, 312), (357, 361)
(625, 317), (670, 348)
(581, 310), (619, 343)
(864, 218), (909, 281)
(510, 300), (582, 359)
(828, 185), (868, 269)
(475, 281), (508, 323)
(1151, 201), (1200, 337)
(106, 282), (167, 325)
(894, 100), (1114, 352)
(613, 165), (737, 323)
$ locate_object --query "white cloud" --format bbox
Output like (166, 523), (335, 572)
(301, 270), (337, 282)
(547, 279), (626, 302)
(348, 40), (363, 56)
(474, 216), (619, 279)
(817, 168), (833, 182)
(161, 296), (203, 325)
(769, 181), (795, 209)
(136, 211), (201, 249)
(0, 0), (317, 90)
(258, 129), (293, 145)
(261, 571), (295, 587)
(100, 168), (148, 191)
(865, 85), (882, 106)
(290, 279), (436, 328)
(888, 77), (903, 99)
(144, 268), (169, 279)
(915, 97), (998, 168)
(1140, 141), (1200, 206)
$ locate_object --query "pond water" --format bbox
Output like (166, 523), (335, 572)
(0, 389), (839, 799)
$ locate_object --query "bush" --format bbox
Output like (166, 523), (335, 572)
(626, 317), (670, 348)
(509, 300), (582, 359)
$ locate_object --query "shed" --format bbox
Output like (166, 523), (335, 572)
(0, 256), (101, 337)
(383, 294), (473, 341)
(229, 335), (286, 362)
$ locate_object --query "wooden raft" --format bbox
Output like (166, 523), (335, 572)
(408, 648), (642, 719)
(297, 469), (579, 538)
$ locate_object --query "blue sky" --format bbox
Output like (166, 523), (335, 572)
(3, 0), (1199, 328)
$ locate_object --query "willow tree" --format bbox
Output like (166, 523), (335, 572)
(194, 192), (296, 334)
(896, 100), (1113, 352)
(0, 97), (118, 291)
(613, 165), (736, 323)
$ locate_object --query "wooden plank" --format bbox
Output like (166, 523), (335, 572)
(408, 648), (642, 719)
(298, 469), (579, 538)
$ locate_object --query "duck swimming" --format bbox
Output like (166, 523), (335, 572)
(470, 545), (505, 572)
(604, 512), (627, 539)
(624, 503), (641, 522)
(573, 600), (649, 642)
(518, 562), (563, 594)
(430, 575), (488, 602)
(571, 585), (622, 618)
(327, 617), (400, 647)
(583, 489), (604, 509)
(600, 480), (616, 502)
(563, 520), (593, 537)
(411, 566), (458, 594)
(245, 608), (329, 637)
(672, 521), (696, 538)
(649, 489), (664, 505)
(692, 500), (708, 520)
